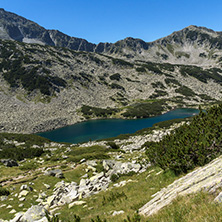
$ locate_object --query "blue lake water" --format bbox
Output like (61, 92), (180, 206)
(38, 108), (199, 144)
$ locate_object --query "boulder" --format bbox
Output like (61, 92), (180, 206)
(9, 209), (16, 214)
(68, 200), (86, 209)
(18, 205), (48, 222)
(18, 190), (29, 198)
(44, 169), (64, 178)
(20, 185), (33, 191)
(10, 212), (24, 222)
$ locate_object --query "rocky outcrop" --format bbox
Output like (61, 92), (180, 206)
(38, 160), (147, 209)
(139, 155), (222, 216)
(7, 206), (49, 222)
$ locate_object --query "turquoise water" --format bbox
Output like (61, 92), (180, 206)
(38, 108), (199, 144)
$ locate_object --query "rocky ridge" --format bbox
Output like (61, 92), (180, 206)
(2, 9), (222, 67)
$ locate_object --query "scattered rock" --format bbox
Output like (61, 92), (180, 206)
(17, 205), (48, 222)
(18, 190), (29, 198)
(68, 201), (86, 208)
(43, 184), (51, 189)
(44, 169), (64, 178)
(9, 209), (16, 214)
(0, 196), (8, 201)
(112, 210), (124, 216)
(20, 184), (33, 191)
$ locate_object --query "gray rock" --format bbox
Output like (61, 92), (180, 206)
(139, 156), (222, 216)
(112, 210), (124, 216)
(0, 196), (8, 201)
(9, 209), (16, 214)
(9, 212), (24, 222)
(44, 169), (64, 178)
(19, 205), (48, 222)
(214, 191), (222, 203)
(68, 201), (86, 208)
(20, 185), (33, 191)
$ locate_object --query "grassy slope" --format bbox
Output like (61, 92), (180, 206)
(1, 112), (222, 221)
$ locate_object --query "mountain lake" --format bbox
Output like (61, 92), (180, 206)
(38, 108), (199, 144)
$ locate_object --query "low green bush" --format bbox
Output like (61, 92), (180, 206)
(106, 141), (119, 149)
(151, 81), (166, 89)
(110, 73), (121, 81)
(19, 162), (38, 171)
(0, 186), (10, 196)
(81, 105), (118, 118)
(175, 86), (196, 97)
(0, 147), (44, 161)
(145, 105), (222, 174)
(110, 83), (125, 91)
(122, 100), (168, 118)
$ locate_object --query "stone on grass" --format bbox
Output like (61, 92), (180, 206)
(43, 184), (51, 189)
(19, 205), (48, 222)
(20, 184), (33, 191)
(112, 210), (124, 216)
(10, 212), (24, 222)
(214, 191), (222, 203)
(18, 190), (29, 198)
(44, 169), (64, 178)
(68, 201), (86, 208)
(19, 197), (26, 202)
(9, 209), (16, 214)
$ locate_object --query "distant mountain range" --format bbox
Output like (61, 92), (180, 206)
(1, 8), (222, 67)
(0, 8), (222, 134)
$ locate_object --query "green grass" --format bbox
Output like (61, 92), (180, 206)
(122, 100), (169, 118)
(148, 191), (222, 222)
(67, 145), (112, 163)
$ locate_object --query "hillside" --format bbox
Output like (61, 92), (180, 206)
(1, 106), (222, 221)
(0, 38), (221, 133)
(1, 9), (222, 133)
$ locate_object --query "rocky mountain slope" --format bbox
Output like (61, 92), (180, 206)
(0, 38), (221, 133)
(0, 9), (222, 134)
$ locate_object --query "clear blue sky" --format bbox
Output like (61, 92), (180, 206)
(1, 0), (222, 44)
